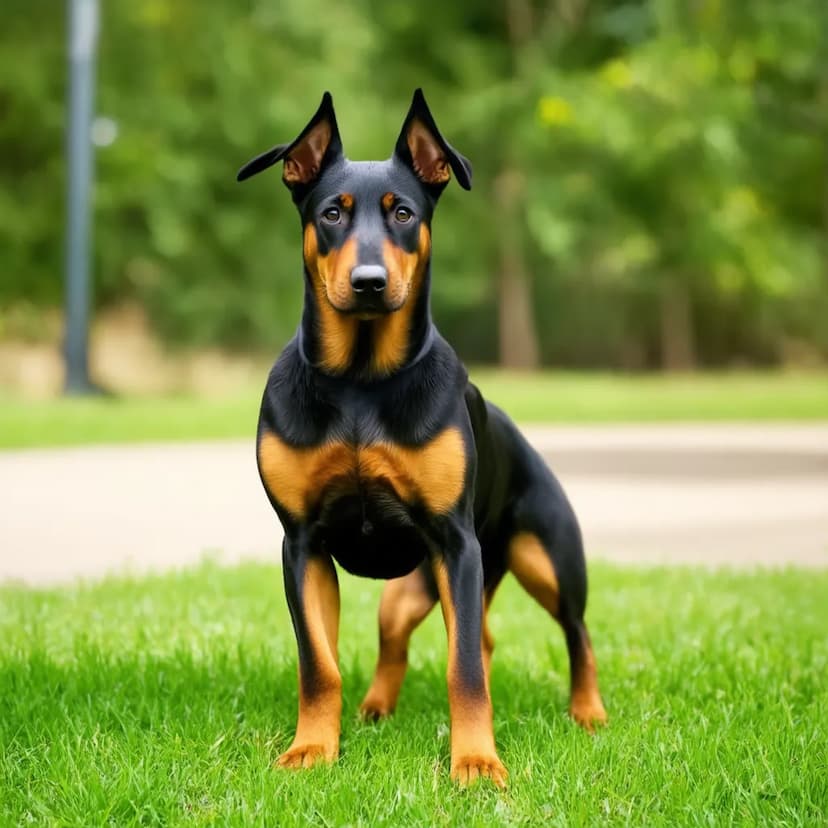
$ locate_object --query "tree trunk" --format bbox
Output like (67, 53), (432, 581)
(823, 131), (828, 286)
(659, 275), (696, 371)
(489, 0), (544, 370)
(495, 169), (540, 369)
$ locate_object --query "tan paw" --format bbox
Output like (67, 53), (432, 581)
(570, 696), (608, 732)
(276, 742), (337, 769)
(358, 693), (395, 721)
(450, 754), (508, 788)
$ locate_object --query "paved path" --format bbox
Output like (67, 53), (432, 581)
(1, 425), (827, 585)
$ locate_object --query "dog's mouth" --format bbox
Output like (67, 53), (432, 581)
(326, 290), (408, 317)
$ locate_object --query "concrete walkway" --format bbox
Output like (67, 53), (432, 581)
(1, 424), (827, 585)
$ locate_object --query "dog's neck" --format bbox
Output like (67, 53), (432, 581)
(298, 264), (434, 380)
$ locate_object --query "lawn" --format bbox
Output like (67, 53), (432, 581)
(1, 371), (827, 449)
(1, 562), (826, 826)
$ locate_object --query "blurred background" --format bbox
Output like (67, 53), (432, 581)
(1, 0), (827, 581)
(2, 0), (828, 396)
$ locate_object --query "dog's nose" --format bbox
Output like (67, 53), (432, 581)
(350, 265), (387, 293)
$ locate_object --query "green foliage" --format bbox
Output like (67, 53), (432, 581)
(1, 562), (827, 824)
(1, 0), (826, 366)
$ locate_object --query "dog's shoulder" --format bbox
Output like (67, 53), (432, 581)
(258, 337), (337, 446)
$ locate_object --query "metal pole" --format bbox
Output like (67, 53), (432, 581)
(64, 0), (99, 394)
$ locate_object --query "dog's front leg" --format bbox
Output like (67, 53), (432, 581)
(432, 529), (508, 788)
(278, 532), (342, 769)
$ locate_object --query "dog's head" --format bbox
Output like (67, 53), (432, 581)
(237, 90), (471, 319)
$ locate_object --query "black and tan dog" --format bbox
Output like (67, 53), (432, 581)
(237, 90), (606, 787)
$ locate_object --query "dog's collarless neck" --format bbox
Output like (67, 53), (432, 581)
(296, 321), (436, 379)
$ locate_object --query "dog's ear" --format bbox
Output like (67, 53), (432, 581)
(237, 92), (342, 191)
(393, 89), (472, 192)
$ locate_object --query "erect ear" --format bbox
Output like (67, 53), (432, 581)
(236, 92), (342, 191)
(393, 88), (472, 192)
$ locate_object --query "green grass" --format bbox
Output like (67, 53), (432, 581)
(0, 393), (259, 450)
(1, 562), (826, 826)
(471, 370), (828, 424)
(1, 371), (827, 449)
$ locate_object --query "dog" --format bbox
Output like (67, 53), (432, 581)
(237, 90), (606, 787)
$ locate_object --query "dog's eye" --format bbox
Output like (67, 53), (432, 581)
(394, 206), (413, 223)
(322, 207), (341, 224)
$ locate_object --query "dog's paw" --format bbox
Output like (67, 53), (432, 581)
(358, 696), (395, 721)
(276, 742), (338, 769)
(450, 754), (508, 788)
(570, 696), (608, 732)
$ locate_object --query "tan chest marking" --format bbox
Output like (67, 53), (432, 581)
(258, 427), (466, 520)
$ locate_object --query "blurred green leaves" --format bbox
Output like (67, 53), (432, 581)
(0, 0), (826, 367)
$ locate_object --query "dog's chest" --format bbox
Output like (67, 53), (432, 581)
(257, 427), (466, 521)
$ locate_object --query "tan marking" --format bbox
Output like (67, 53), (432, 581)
(258, 426), (466, 520)
(283, 120), (332, 186)
(304, 222), (431, 378)
(372, 224), (431, 375)
(278, 556), (342, 769)
(432, 560), (507, 788)
(569, 635), (608, 732)
(507, 532), (560, 617)
(339, 192), (354, 210)
(304, 224), (358, 372)
(303, 555), (340, 667)
(258, 432), (354, 519)
(359, 569), (436, 719)
(507, 532), (606, 730)
(481, 593), (495, 691)
(356, 426), (465, 514)
(316, 234), (358, 311)
(381, 191), (395, 211)
(407, 119), (451, 185)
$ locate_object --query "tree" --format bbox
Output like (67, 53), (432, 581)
(1, 0), (826, 369)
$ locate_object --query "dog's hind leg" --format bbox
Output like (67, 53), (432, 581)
(507, 528), (607, 730)
(359, 563), (438, 720)
(561, 614), (606, 730)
